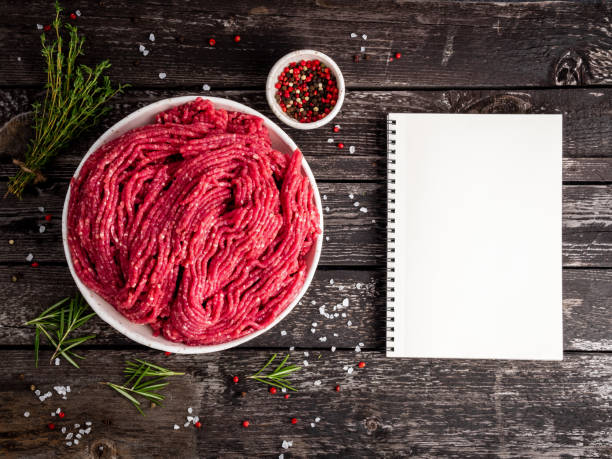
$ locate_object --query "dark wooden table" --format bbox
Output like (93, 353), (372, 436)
(1, 1), (611, 457)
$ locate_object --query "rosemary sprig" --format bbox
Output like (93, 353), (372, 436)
(102, 359), (185, 416)
(248, 353), (301, 392)
(6, 1), (126, 198)
(25, 294), (96, 368)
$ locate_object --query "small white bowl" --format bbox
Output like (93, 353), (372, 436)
(266, 50), (345, 130)
(62, 95), (324, 354)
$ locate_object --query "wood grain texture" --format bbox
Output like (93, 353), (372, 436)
(1, 181), (611, 266)
(1, 266), (609, 351)
(2, 88), (611, 183)
(1, 350), (611, 458)
(0, 1), (611, 88)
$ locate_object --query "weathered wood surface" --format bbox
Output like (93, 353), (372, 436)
(1, 266), (611, 352)
(2, 350), (611, 458)
(1, 181), (611, 266)
(1, 1), (611, 88)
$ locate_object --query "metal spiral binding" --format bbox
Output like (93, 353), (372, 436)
(386, 117), (396, 354)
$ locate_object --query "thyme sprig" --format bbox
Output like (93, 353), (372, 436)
(25, 294), (96, 368)
(103, 359), (185, 416)
(249, 353), (301, 392)
(6, 1), (126, 198)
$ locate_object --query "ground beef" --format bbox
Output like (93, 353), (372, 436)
(67, 98), (320, 345)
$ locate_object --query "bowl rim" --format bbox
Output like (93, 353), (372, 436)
(266, 49), (345, 130)
(62, 95), (324, 353)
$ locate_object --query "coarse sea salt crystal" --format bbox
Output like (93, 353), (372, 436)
(360, 46), (365, 52)
(325, 206), (330, 212)
(360, 207), (368, 213)
(333, 333), (339, 337)
(322, 195), (327, 200)
(311, 422), (316, 427)
(282, 440), (290, 449)
(173, 424), (180, 430)
(74, 424), (80, 428)
(188, 407), (193, 414)
(325, 236), (330, 242)
(139, 44), (145, 52)
(51, 412), (55, 416)
(362, 34), (368, 40)
(184, 421), (190, 427)
(311, 300), (316, 305)
(66, 432), (73, 440)
(310, 328), (316, 334)
(56, 408), (61, 414)
(354, 201), (360, 207)
(187, 416), (193, 422)
(193, 416), (199, 423)
(289, 346), (295, 351)
(66, 442), (72, 447)
(149, 33), (155, 41)
(74, 439), (79, 445)
(348, 367), (354, 374)
(349, 145), (356, 153)
(347, 320), (353, 326)
(202, 84), (211, 91)
(341, 313), (347, 318)
(54, 357), (60, 365)
(319, 336), (327, 342)
(76, 433), (82, 439)
(279, 455), (284, 459)
(342, 298), (349, 307)
(356, 283), (362, 289)
(38, 207), (44, 212)
(37, 24), (43, 30)
(143, 49), (150, 56)
(329, 279), (334, 285)
(280, 330), (287, 336)
(61, 427), (66, 433)
(75, 9), (81, 16)
(314, 380), (321, 386)
(85, 421), (92, 426)
(26, 253), (34, 262)
(359, 342), (364, 347)
(281, 387), (287, 393)
(350, 32), (357, 38)
(349, 193), (354, 199)
(327, 138), (334, 143)
(315, 417), (321, 422)
(17, 57), (21, 61)
(159, 72), (167, 79)
(331, 346), (336, 352)
(355, 345), (361, 352)
(304, 351), (309, 357)
(24, 411), (30, 417)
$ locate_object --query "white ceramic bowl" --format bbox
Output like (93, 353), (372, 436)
(62, 95), (324, 353)
(266, 50), (345, 130)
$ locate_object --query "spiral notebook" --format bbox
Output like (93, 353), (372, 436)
(386, 113), (563, 360)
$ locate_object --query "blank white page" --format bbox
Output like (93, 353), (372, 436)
(387, 113), (562, 360)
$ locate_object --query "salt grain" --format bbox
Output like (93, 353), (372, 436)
(184, 421), (190, 427)
(159, 72), (167, 79)
(17, 57), (21, 62)
(342, 298), (349, 307)
(311, 328), (316, 334)
(315, 417), (321, 422)
(149, 33), (155, 41)
(61, 427), (66, 433)
(325, 207), (330, 212)
(349, 193), (354, 199)
(280, 330), (287, 336)
(187, 416), (193, 422)
(311, 422), (316, 427)
(322, 194), (327, 200)
(23, 411), (30, 417)
(38, 207), (44, 212)
(360, 207), (368, 213)
(279, 455), (284, 459)
(329, 279), (334, 285)
(325, 236), (330, 242)
(66, 442), (72, 446)
(314, 380), (321, 386)
(76, 433), (82, 439)
(354, 202), (360, 207)
(341, 313), (347, 318)
(139, 44), (145, 52)
(66, 432), (73, 440)
(74, 439), (79, 445)
(348, 367), (354, 374)
(54, 357), (60, 366)
(333, 333), (339, 337)
(26, 253), (34, 262)
(188, 407), (193, 414)
(75, 9), (81, 16)
(37, 24), (43, 30)
(356, 283), (362, 289)
(56, 408), (61, 414)
(355, 345), (361, 352)
(311, 300), (316, 305)
(319, 336), (327, 342)
(289, 346), (295, 351)
(143, 49), (150, 56)
(350, 32), (357, 38)
(362, 34), (368, 40)
(202, 84), (211, 91)
(304, 351), (309, 357)
(85, 421), (92, 426)
(360, 46), (365, 52)
(173, 424), (180, 430)
(74, 424), (80, 428)
(359, 342), (364, 347)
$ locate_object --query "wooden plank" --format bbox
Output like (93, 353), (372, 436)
(1, 181), (611, 266)
(0, 1), (611, 88)
(1, 89), (611, 183)
(1, 350), (611, 457)
(0, 265), (609, 351)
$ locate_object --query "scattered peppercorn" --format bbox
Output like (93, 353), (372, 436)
(48, 423), (55, 430)
(395, 52), (402, 59)
(58, 411), (65, 419)
(284, 394), (290, 399)
(363, 54), (371, 61)
(44, 214), (52, 221)
(164, 351), (171, 356)
(233, 376), (239, 383)
(274, 59), (339, 123)
(31, 262), (39, 268)
(242, 420), (249, 428)
(241, 391), (247, 397)
(335, 385), (340, 392)
(195, 421), (202, 428)
(358, 361), (366, 368)
(11, 275), (17, 282)
(209, 38), (216, 46)
(43, 24), (51, 31)
(291, 418), (298, 424)
(8, 239), (14, 245)
(30, 384), (36, 391)
(389, 57), (394, 62)
(70, 12), (76, 20)
(269, 387), (277, 394)
(333, 125), (340, 133)
(337, 143), (344, 149)
(234, 35), (241, 43)
(353, 54), (360, 63)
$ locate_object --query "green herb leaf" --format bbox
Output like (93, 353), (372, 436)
(248, 354), (301, 392)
